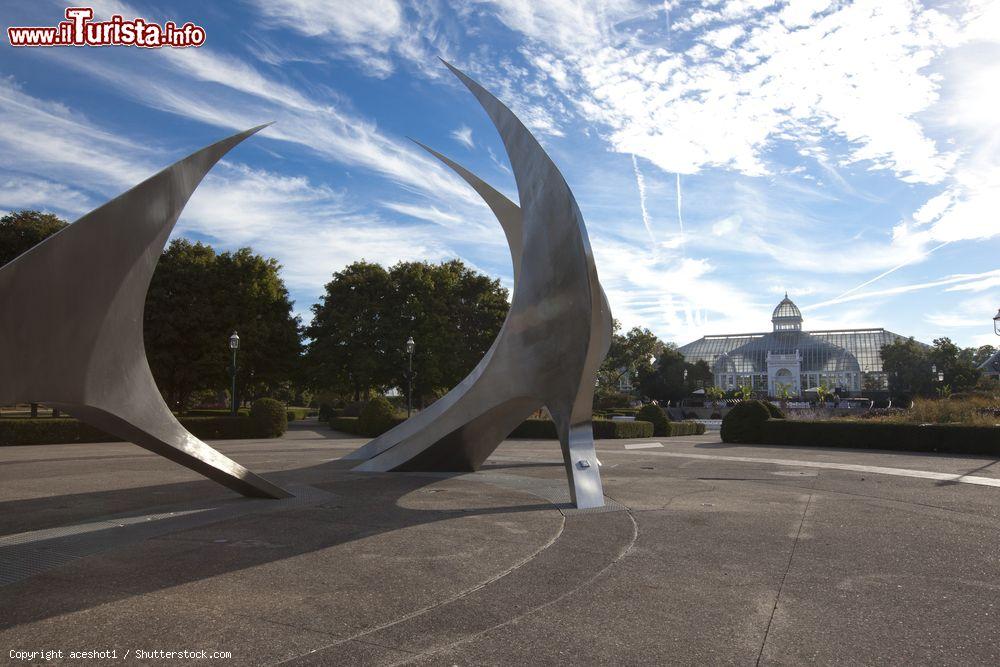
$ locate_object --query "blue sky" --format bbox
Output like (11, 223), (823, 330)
(1, 0), (998, 348)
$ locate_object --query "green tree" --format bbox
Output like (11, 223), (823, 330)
(144, 239), (302, 410)
(0, 210), (68, 266)
(599, 322), (665, 392)
(882, 337), (933, 398)
(637, 348), (713, 404)
(305, 259), (509, 405)
(385, 260), (508, 404)
(637, 345), (686, 403)
(305, 261), (393, 401)
(929, 337), (980, 393)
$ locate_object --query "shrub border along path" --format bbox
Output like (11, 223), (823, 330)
(757, 419), (1000, 456)
(0, 404), (289, 447)
(330, 416), (706, 440)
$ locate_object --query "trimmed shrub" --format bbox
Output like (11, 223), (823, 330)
(0, 415), (275, 446)
(357, 396), (398, 437)
(758, 420), (1000, 456)
(720, 400), (771, 443)
(666, 421), (706, 436)
(285, 407), (310, 422)
(509, 419), (558, 438)
(329, 416), (360, 434)
(508, 419), (655, 439)
(343, 401), (367, 417)
(183, 416), (260, 440)
(185, 408), (249, 417)
(765, 402), (785, 419)
(0, 418), (119, 446)
(318, 403), (334, 421)
(329, 414), (405, 437)
(637, 404), (670, 436)
(250, 398), (287, 438)
(593, 419), (653, 439)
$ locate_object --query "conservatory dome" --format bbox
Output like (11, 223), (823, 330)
(771, 293), (803, 332)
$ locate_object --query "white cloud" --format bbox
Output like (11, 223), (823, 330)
(249, 0), (404, 41)
(0, 77), (151, 189)
(0, 175), (92, 218)
(451, 124), (474, 149)
(46, 49), (482, 209)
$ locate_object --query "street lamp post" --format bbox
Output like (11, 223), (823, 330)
(229, 331), (240, 417)
(405, 336), (415, 418)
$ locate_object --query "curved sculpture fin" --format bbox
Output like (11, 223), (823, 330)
(0, 125), (290, 500)
(347, 63), (612, 509)
(411, 139), (523, 286)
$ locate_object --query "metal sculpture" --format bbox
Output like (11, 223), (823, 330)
(0, 127), (290, 500)
(348, 62), (613, 509)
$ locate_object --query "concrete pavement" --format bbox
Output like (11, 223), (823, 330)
(1, 421), (998, 665)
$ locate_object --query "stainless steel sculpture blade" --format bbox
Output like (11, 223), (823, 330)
(0, 127), (290, 500)
(349, 63), (613, 509)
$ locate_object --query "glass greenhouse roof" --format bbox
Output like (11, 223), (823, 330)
(677, 328), (909, 375)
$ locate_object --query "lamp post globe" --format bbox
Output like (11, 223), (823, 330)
(229, 331), (240, 416)
(405, 337), (416, 418)
(993, 308), (1000, 336)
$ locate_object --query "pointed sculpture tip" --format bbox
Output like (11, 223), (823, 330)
(407, 135), (434, 155)
(438, 58), (472, 86)
(248, 121), (275, 134)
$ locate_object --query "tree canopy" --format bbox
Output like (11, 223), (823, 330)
(144, 239), (302, 410)
(597, 323), (665, 389)
(0, 210), (68, 266)
(305, 259), (509, 403)
(882, 336), (981, 398)
(638, 346), (713, 404)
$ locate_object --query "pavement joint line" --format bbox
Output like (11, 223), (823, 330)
(756, 488), (815, 667)
(619, 450), (1000, 488)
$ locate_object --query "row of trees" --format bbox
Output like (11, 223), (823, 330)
(882, 337), (994, 397)
(5, 209), (996, 412)
(1, 210), (509, 411)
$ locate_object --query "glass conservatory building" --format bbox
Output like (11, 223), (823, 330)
(677, 295), (910, 396)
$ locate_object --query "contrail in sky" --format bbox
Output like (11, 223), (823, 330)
(675, 173), (685, 247)
(631, 154), (656, 246)
(808, 240), (951, 309)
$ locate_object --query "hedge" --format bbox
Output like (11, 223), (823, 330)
(285, 407), (310, 422)
(665, 421), (707, 436)
(507, 419), (705, 439)
(511, 419), (655, 439)
(185, 408), (250, 417)
(329, 415), (406, 437)
(0, 415), (276, 446)
(758, 420), (1000, 456)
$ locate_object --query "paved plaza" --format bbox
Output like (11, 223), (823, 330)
(1, 421), (998, 665)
